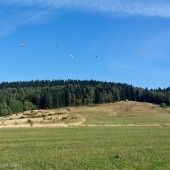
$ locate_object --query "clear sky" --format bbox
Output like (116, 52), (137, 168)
(0, 0), (170, 89)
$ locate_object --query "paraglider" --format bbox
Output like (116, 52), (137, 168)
(69, 54), (74, 58)
(20, 43), (25, 48)
(94, 54), (98, 58)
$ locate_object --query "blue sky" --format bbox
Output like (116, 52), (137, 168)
(0, 0), (170, 89)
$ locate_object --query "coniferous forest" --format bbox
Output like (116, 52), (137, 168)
(0, 79), (170, 116)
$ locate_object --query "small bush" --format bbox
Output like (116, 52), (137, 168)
(27, 119), (33, 127)
(160, 103), (167, 108)
(36, 114), (46, 118)
(19, 116), (25, 119)
(61, 116), (68, 120)
(0, 109), (8, 116)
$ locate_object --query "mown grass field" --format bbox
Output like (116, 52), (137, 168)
(84, 114), (170, 126)
(0, 102), (170, 169)
(0, 127), (170, 170)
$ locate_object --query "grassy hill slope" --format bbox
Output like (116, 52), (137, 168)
(0, 101), (170, 128)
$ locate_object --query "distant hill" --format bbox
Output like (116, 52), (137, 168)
(0, 79), (169, 116)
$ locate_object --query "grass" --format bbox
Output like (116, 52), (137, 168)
(84, 114), (170, 126)
(0, 127), (170, 170)
(1, 101), (170, 127)
(70, 101), (170, 126)
(0, 101), (170, 169)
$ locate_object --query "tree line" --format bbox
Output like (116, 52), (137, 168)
(0, 79), (169, 116)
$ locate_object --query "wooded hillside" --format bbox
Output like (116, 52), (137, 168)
(0, 79), (169, 116)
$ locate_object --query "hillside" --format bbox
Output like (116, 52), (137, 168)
(0, 79), (170, 117)
(0, 101), (170, 128)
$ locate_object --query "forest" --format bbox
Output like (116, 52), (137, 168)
(0, 79), (169, 116)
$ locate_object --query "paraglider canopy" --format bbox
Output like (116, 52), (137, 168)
(54, 44), (58, 48)
(20, 43), (24, 47)
(69, 54), (74, 58)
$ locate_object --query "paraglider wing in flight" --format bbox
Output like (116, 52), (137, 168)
(20, 43), (25, 48)
(69, 54), (74, 58)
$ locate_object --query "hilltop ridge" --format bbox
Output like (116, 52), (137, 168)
(0, 79), (170, 117)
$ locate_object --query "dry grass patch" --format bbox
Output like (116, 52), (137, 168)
(0, 108), (80, 127)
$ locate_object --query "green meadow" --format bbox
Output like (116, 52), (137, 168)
(84, 114), (170, 126)
(0, 127), (169, 170)
(0, 102), (170, 169)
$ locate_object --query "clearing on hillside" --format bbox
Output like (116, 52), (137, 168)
(0, 101), (170, 128)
